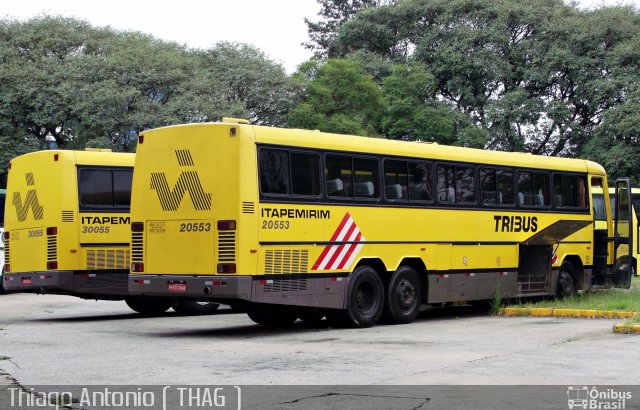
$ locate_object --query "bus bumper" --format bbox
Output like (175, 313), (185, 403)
(128, 274), (253, 301)
(3, 271), (75, 293)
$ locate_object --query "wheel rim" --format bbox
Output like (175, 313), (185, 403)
(395, 278), (417, 312)
(559, 272), (574, 296)
(355, 281), (377, 315)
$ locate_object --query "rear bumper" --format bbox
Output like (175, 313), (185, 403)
(3, 271), (75, 293)
(3, 271), (129, 296)
(128, 274), (253, 301)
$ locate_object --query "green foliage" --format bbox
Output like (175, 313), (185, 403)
(306, 0), (640, 178)
(0, 16), (296, 184)
(289, 59), (385, 135)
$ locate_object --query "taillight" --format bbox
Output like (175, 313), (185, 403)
(2, 231), (9, 241)
(131, 222), (144, 232)
(131, 263), (144, 272)
(217, 220), (236, 230)
(217, 263), (236, 274)
(138, 134), (144, 144)
(46, 226), (57, 236)
(47, 261), (58, 270)
(4, 264), (10, 273)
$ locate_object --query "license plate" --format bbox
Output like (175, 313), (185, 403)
(22, 277), (32, 285)
(167, 282), (187, 293)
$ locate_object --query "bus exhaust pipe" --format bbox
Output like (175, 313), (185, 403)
(204, 286), (212, 295)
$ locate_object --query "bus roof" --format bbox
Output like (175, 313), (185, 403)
(10, 150), (134, 167)
(248, 123), (604, 175)
(141, 120), (605, 175)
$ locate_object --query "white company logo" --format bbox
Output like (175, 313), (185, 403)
(312, 212), (365, 271)
(567, 386), (631, 409)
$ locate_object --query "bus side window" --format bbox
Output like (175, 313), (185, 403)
(354, 157), (379, 199)
(384, 160), (409, 201)
(409, 161), (432, 202)
(326, 155), (353, 198)
(259, 149), (290, 195)
(437, 165), (455, 203)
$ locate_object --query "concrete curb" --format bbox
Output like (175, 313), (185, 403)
(499, 307), (637, 319)
(613, 323), (640, 334)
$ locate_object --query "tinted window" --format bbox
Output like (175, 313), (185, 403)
(437, 164), (475, 204)
(408, 162), (432, 202)
(384, 160), (408, 201)
(518, 171), (550, 207)
(0, 192), (5, 225)
(592, 194), (606, 221)
(326, 155), (353, 198)
(553, 174), (587, 208)
(78, 168), (132, 210)
(260, 149), (290, 195)
(353, 158), (379, 198)
(291, 152), (321, 196)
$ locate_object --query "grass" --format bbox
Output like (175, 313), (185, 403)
(512, 277), (640, 312)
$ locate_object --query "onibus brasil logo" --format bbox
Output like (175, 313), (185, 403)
(150, 149), (212, 211)
(13, 172), (44, 221)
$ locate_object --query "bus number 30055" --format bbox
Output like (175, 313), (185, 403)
(179, 222), (211, 232)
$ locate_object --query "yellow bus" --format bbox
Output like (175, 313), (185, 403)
(128, 119), (634, 327)
(593, 187), (640, 276)
(0, 188), (5, 293)
(2, 150), (218, 315)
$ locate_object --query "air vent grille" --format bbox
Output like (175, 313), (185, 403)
(61, 211), (74, 223)
(242, 202), (255, 214)
(47, 235), (57, 262)
(217, 231), (236, 263)
(264, 249), (308, 274)
(87, 249), (130, 270)
(264, 278), (308, 293)
(131, 232), (144, 263)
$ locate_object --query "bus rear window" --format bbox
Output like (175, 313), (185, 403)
(78, 168), (132, 211)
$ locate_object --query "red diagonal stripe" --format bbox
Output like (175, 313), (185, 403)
(311, 212), (352, 270)
(336, 232), (363, 269)
(324, 222), (358, 269)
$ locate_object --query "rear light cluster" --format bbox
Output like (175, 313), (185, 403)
(2, 231), (9, 241)
(131, 263), (144, 272)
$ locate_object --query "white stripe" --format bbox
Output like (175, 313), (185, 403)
(341, 239), (365, 270)
(327, 226), (361, 270)
(317, 218), (355, 270)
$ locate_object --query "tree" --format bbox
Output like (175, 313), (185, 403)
(314, 0), (640, 160)
(288, 59), (385, 135)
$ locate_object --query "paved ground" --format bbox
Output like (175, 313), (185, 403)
(0, 293), (639, 409)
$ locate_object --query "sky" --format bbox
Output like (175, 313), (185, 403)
(1, 0), (639, 73)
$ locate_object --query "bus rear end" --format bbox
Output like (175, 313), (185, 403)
(3, 150), (134, 297)
(129, 121), (255, 303)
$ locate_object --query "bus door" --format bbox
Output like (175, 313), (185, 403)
(613, 178), (633, 288)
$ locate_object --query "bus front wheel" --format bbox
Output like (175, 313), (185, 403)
(328, 265), (384, 328)
(556, 262), (577, 298)
(383, 266), (421, 324)
(125, 297), (172, 316)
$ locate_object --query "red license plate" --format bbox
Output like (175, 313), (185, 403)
(22, 277), (32, 285)
(167, 282), (187, 293)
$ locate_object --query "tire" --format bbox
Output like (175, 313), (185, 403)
(246, 303), (298, 327)
(173, 300), (220, 315)
(556, 261), (577, 298)
(383, 266), (422, 324)
(328, 265), (384, 328)
(125, 297), (173, 316)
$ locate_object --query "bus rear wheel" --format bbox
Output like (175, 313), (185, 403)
(556, 261), (577, 298)
(327, 265), (384, 328)
(383, 266), (421, 324)
(246, 303), (298, 327)
(173, 300), (220, 315)
(125, 297), (173, 316)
